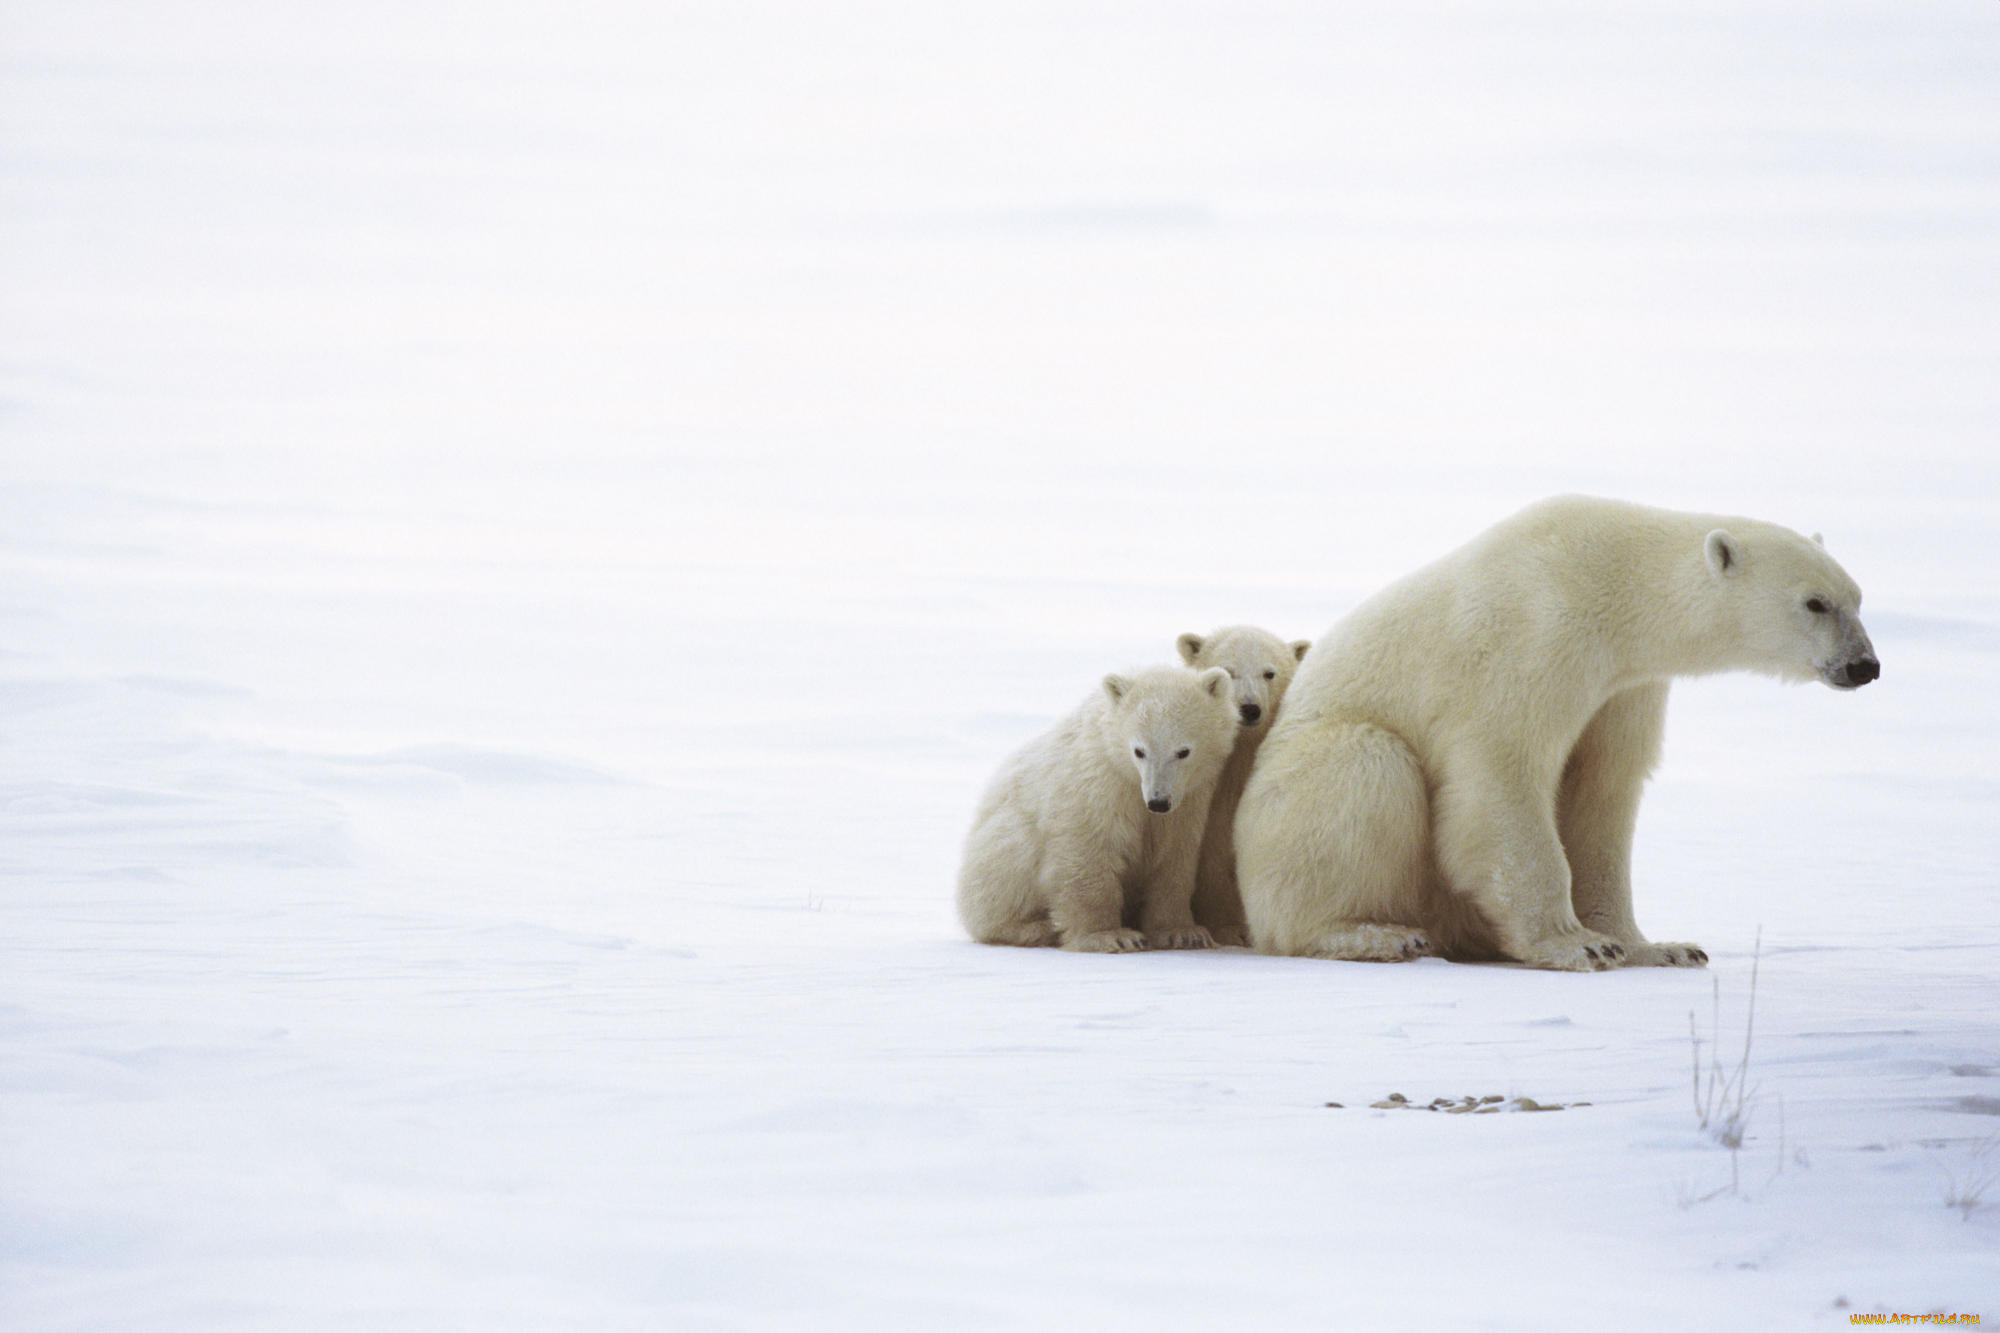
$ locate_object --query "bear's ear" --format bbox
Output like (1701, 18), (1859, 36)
(1704, 529), (1743, 579)
(1102, 673), (1131, 705)
(1290, 639), (1312, 662)
(1175, 633), (1204, 664)
(1198, 666), (1229, 698)
(1811, 531), (1825, 547)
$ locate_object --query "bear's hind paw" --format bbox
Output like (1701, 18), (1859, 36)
(1063, 928), (1149, 954)
(1518, 931), (1627, 972)
(1625, 941), (1708, 967)
(1305, 924), (1433, 963)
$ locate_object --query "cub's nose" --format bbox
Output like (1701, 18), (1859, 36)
(1146, 797), (1172, 814)
(1237, 703), (1262, 725)
(1843, 658), (1880, 687)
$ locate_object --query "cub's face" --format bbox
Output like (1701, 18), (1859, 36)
(1101, 668), (1232, 814)
(1176, 627), (1313, 730)
(1705, 527), (1879, 690)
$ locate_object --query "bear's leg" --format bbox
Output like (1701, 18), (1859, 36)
(1138, 802), (1216, 950)
(957, 807), (1062, 947)
(1558, 683), (1706, 968)
(1433, 754), (1626, 972)
(1044, 833), (1147, 953)
(1189, 787), (1249, 946)
(1236, 721), (1433, 960)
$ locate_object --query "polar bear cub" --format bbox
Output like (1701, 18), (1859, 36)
(958, 665), (1238, 952)
(1236, 495), (1880, 972)
(1174, 626), (1312, 945)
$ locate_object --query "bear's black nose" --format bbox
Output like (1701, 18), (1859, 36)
(1146, 797), (1172, 814)
(1238, 703), (1261, 725)
(1843, 658), (1880, 687)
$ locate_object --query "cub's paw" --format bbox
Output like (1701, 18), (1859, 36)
(1147, 925), (1216, 951)
(1518, 931), (1628, 972)
(1064, 928), (1148, 954)
(1206, 925), (1250, 948)
(1307, 923), (1433, 963)
(1625, 941), (1708, 968)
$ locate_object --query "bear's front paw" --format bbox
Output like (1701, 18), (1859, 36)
(1147, 925), (1216, 950)
(1625, 941), (1708, 968)
(1518, 931), (1628, 972)
(1206, 925), (1250, 948)
(1064, 928), (1148, 953)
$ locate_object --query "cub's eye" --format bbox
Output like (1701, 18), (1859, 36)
(1133, 747), (1147, 759)
(1262, 669), (1276, 680)
(1174, 747), (1191, 759)
(1805, 598), (1829, 615)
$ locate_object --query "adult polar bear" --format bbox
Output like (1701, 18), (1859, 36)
(1235, 496), (1879, 972)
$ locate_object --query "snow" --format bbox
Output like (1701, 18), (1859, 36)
(4, 1), (1998, 1327)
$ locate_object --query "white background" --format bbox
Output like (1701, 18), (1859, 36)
(4, 2), (1997, 1327)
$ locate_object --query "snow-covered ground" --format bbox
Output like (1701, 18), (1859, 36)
(4, 2), (1998, 1327)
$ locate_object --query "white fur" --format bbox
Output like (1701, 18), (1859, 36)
(958, 664), (1238, 952)
(1174, 626), (1312, 946)
(1235, 495), (1879, 972)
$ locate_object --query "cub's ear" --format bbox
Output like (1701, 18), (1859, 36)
(1704, 529), (1743, 579)
(1175, 632), (1204, 664)
(1198, 666), (1230, 698)
(1290, 639), (1312, 662)
(1810, 531), (1825, 547)
(1102, 673), (1131, 704)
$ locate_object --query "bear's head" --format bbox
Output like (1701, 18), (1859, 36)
(1100, 665), (1235, 814)
(1175, 626), (1313, 730)
(1704, 524), (1879, 690)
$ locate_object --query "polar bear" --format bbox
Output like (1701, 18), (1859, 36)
(1235, 495), (1879, 972)
(959, 664), (1238, 952)
(1174, 626), (1312, 945)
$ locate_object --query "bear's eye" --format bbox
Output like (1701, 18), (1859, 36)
(1133, 747), (1146, 759)
(1174, 747), (1191, 759)
(1805, 598), (1829, 615)
(1262, 669), (1276, 680)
